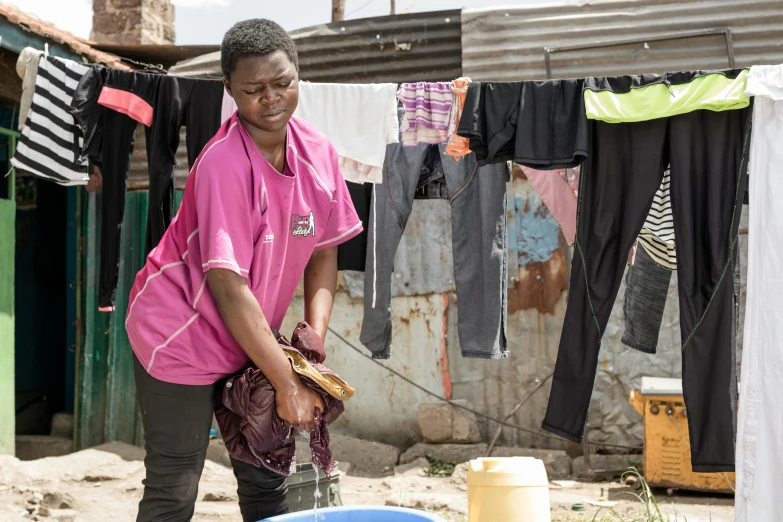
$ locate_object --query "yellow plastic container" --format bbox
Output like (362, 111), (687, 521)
(467, 457), (551, 522)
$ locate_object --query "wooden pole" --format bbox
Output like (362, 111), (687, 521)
(332, 0), (345, 22)
(390, 0), (395, 15)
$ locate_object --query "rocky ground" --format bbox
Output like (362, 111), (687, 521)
(0, 441), (734, 522)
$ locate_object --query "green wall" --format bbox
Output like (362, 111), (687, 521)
(0, 198), (15, 455)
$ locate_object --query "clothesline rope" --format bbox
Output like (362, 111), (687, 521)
(326, 326), (643, 452)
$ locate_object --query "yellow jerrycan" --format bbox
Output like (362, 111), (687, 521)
(467, 457), (551, 522)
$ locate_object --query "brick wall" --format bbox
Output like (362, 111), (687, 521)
(91, 0), (175, 45)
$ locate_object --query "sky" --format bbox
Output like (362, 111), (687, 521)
(19, 0), (548, 45)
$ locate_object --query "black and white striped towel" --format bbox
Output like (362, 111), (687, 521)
(11, 56), (90, 186)
(638, 169), (676, 270)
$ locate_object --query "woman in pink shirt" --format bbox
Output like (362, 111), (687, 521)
(125, 19), (362, 521)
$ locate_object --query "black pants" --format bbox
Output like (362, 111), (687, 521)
(133, 357), (288, 522)
(71, 67), (162, 310)
(145, 76), (223, 255)
(543, 107), (751, 472)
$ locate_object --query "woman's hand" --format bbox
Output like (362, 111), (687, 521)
(275, 373), (325, 433)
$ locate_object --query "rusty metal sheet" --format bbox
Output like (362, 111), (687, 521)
(462, 0), (783, 81)
(344, 199), (457, 300)
(507, 175), (568, 315)
(281, 292), (448, 448)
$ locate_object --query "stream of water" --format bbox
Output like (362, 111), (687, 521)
(313, 467), (323, 521)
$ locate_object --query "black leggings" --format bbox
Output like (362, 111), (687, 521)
(145, 76), (223, 255)
(71, 67), (161, 310)
(543, 107), (751, 472)
(133, 357), (288, 522)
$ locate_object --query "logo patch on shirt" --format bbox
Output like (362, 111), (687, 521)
(264, 234), (275, 244)
(291, 212), (316, 238)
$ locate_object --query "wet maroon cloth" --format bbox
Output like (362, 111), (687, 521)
(214, 323), (345, 478)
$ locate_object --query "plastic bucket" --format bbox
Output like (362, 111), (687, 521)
(467, 457), (551, 522)
(262, 506), (447, 521)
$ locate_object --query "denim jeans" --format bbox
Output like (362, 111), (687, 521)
(361, 143), (509, 359)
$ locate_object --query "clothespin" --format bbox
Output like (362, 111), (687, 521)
(44, 43), (49, 59)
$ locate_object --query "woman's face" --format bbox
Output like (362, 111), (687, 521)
(224, 51), (299, 135)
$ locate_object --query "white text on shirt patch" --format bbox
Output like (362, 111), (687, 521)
(291, 211), (316, 238)
(264, 234), (275, 244)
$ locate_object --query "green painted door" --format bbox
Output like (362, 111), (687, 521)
(76, 190), (185, 449)
(0, 196), (15, 455)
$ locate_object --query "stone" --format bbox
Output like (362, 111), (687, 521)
(450, 462), (469, 485)
(111, 0), (143, 8)
(328, 434), (401, 478)
(417, 400), (482, 444)
(91, 12), (128, 36)
(400, 443), (488, 466)
(41, 492), (74, 510)
(48, 509), (78, 521)
(487, 447), (573, 479)
(205, 439), (231, 468)
(394, 457), (429, 476)
(91, 0), (174, 45)
(15, 436), (73, 461)
(49, 413), (74, 439)
(203, 492), (234, 502)
(93, 442), (145, 462)
(162, 23), (176, 46)
(572, 454), (644, 480)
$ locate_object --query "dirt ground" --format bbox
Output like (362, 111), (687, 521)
(0, 443), (734, 522)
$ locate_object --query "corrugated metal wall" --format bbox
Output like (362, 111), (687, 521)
(169, 10), (463, 83)
(462, 0), (783, 80)
(291, 10), (462, 83)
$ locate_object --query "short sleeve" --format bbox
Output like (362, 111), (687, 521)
(195, 158), (253, 275)
(315, 144), (363, 250)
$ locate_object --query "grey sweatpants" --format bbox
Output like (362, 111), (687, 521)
(361, 143), (509, 359)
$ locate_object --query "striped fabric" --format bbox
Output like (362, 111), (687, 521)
(11, 56), (90, 186)
(637, 169), (676, 270)
(398, 82), (454, 146)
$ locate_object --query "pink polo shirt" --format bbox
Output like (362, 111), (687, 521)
(126, 113), (363, 385)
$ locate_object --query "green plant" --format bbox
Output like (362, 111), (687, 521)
(586, 467), (711, 522)
(423, 452), (456, 477)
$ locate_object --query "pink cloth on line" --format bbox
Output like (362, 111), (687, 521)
(522, 166), (580, 245)
(126, 113), (362, 385)
(98, 86), (154, 126)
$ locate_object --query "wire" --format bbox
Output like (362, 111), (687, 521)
(486, 372), (553, 457)
(327, 326), (642, 452)
(347, 0), (380, 17)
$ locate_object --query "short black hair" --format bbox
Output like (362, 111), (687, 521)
(221, 19), (299, 78)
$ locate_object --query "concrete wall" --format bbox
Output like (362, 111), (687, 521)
(281, 176), (749, 451)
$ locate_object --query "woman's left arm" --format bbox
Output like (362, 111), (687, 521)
(303, 246), (338, 340)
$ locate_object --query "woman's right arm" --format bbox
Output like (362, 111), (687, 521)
(207, 267), (323, 432)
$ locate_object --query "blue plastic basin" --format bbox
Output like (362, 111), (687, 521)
(262, 506), (447, 521)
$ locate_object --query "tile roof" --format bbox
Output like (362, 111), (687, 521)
(0, 2), (130, 69)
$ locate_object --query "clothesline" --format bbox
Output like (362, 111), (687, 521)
(11, 47), (781, 500)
